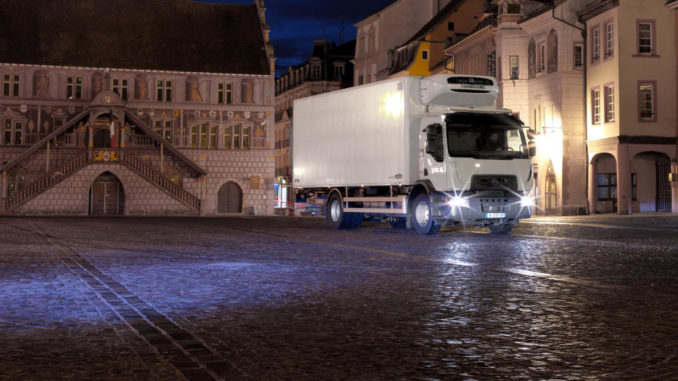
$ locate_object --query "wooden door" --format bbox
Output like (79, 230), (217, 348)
(218, 181), (242, 213)
(90, 176), (122, 215)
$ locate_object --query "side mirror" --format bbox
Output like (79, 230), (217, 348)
(524, 127), (537, 157)
(425, 124), (444, 162)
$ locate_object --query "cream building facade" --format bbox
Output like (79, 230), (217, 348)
(352, 0), (456, 85)
(581, 0), (677, 214)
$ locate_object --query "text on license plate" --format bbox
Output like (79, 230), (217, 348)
(485, 213), (506, 219)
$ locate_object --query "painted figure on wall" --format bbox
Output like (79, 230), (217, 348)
(241, 80), (254, 104)
(92, 72), (104, 95)
(77, 122), (86, 147)
(33, 71), (50, 98)
(135, 75), (148, 100)
(187, 77), (203, 102)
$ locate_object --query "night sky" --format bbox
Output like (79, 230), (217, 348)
(198, 0), (394, 76)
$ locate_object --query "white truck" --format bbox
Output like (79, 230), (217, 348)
(292, 75), (535, 235)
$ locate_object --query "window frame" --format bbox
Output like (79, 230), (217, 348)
(509, 55), (519, 80)
(604, 20), (614, 60)
(638, 80), (657, 122)
(591, 25), (601, 65)
(66, 76), (83, 100)
(2, 74), (20, 97)
(156, 80), (172, 102)
(111, 78), (129, 101)
(538, 42), (546, 73)
(636, 20), (656, 56)
(591, 86), (601, 125)
(487, 51), (496, 78)
(2, 119), (24, 145)
(573, 43), (584, 69)
(597, 173), (617, 201)
(217, 83), (233, 104)
(604, 83), (615, 123)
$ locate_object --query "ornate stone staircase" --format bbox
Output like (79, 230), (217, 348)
(4, 152), (89, 212)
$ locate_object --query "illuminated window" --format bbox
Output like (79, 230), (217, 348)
(604, 85), (615, 123)
(200, 123), (208, 148)
(209, 126), (217, 149)
(191, 125), (198, 148)
(591, 88), (601, 124)
(66, 76), (83, 99)
(233, 124), (241, 149)
(591, 26), (600, 63)
(604, 22), (614, 59)
(156, 80), (172, 102)
(3, 74), (20, 97)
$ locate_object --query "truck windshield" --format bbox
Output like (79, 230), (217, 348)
(445, 112), (529, 159)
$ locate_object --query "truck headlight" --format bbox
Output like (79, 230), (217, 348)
(448, 196), (469, 208)
(520, 196), (534, 207)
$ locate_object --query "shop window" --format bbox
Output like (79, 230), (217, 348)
(597, 173), (617, 201)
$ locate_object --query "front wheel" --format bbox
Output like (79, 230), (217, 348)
(488, 222), (515, 234)
(411, 193), (441, 235)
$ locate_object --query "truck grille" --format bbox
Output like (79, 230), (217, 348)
(471, 175), (517, 192)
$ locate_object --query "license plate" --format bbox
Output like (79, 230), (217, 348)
(485, 213), (506, 219)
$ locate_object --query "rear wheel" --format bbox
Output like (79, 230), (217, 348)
(326, 192), (362, 229)
(411, 193), (441, 235)
(488, 222), (515, 234)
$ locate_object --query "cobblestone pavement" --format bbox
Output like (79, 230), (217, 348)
(1, 214), (678, 380)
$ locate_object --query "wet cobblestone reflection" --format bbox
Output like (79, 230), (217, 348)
(1, 215), (677, 380)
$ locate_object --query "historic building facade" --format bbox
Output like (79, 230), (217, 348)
(274, 40), (355, 213)
(0, 0), (276, 216)
(446, 0), (591, 215)
(352, 0), (456, 85)
(580, 0), (677, 214)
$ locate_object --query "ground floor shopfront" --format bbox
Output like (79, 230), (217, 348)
(588, 137), (678, 215)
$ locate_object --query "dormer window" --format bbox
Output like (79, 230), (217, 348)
(311, 64), (321, 80)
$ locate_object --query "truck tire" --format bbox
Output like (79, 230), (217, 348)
(411, 193), (441, 235)
(326, 193), (362, 229)
(488, 222), (514, 234)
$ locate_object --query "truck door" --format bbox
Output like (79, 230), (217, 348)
(421, 118), (447, 190)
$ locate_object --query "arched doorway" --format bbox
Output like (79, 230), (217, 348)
(631, 152), (671, 212)
(90, 172), (124, 215)
(218, 181), (242, 213)
(92, 114), (120, 148)
(544, 161), (558, 213)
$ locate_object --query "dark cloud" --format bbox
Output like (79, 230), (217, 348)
(195, 0), (394, 76)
